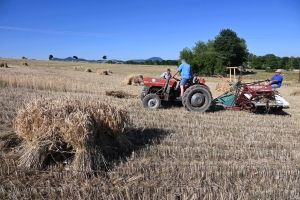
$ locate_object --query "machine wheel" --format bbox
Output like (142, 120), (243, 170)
(182, 85), (212, 113)
(140, 92), (146, 101)
(142, 94), (161, 109)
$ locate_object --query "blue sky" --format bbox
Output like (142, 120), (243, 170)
(0, 0), (299, 60)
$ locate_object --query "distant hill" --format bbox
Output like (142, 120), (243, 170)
(147, 57), (163, 61)
(52, 57), (88, 62)
(51, 56), (175, 63)
(128, 57), (164, 63)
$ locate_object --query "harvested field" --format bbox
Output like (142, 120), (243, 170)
(290, 89), (300, 96)
(283, 81), (292, 86)
(1, 59), (300, 199)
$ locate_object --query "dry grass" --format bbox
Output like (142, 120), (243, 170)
(290, 89), (300, 96)
(1, 58), (300, 199)
(283, 81), (292, 86)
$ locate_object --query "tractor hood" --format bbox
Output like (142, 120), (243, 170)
(143, 77), (177, 87)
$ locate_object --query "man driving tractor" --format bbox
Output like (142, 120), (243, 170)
(172, 59), (192, 99)
(269, 69), (283, 88)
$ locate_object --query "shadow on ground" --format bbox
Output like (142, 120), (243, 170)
(100, 127), (170, 172)
(208, 104), (291, 116)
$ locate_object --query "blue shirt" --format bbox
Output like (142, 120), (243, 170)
(178, 63), (191, 79)
(271, 74), (283, 87)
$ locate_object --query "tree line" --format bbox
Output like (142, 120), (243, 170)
(179, 29), (300, 76)
(249, 54), (300, 71)
(125, 60), (178, 65)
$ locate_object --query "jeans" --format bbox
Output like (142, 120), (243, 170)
(271, 84), (280, 88)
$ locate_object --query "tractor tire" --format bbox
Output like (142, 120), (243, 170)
(142, 94), (161, 109)
(140, 92), (146, 101)
(182, 85), (212, 113)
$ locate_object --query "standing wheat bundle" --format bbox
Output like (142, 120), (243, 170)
(13, 98), (131, 173)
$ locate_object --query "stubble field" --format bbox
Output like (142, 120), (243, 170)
(1, 59), (300, 199)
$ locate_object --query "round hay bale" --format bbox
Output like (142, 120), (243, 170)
(73, 66), (79, 71)
(21, 62), (28, 66)
(107, 70), (113, 74)
(85, 68), (92, 72)
(13, 99), (131, 173)
(122, 74), (143, 85)
(97, 70), (108, 75)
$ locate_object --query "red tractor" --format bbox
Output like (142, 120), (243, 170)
(141, 77), (213, 113)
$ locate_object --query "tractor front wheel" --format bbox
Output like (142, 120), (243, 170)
(182, 85), (212, 112)
(140, 92), (146, 101)
(142, 94), (161, 109)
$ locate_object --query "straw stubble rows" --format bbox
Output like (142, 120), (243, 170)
(1, 61), (300, 199)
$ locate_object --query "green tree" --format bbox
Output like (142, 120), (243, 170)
(251, 56), (264, 69)
(263, 54), (278, 70)
(288, 56), (299, 69)
(279, 57), (289, 69)
(179, 47), (194, 64)
(213, 29), (249, 67)
(49, 55), (53, 60)
(102, 55), (107, 60)
(73, 56), (78, 61)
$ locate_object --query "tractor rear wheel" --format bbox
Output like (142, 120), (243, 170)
(182, 85), (212, 112)
(142, 94), (161, 109)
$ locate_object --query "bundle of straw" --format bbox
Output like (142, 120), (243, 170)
(0, 62), (8, 68)
(122, 74), (143, 85)
(97, 70), (108, 75)
(13, 98), (131, 173)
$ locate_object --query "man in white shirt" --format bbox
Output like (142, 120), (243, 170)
(160, 69), (171, 79)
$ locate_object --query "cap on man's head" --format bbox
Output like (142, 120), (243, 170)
(275, 69), (282, 73)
